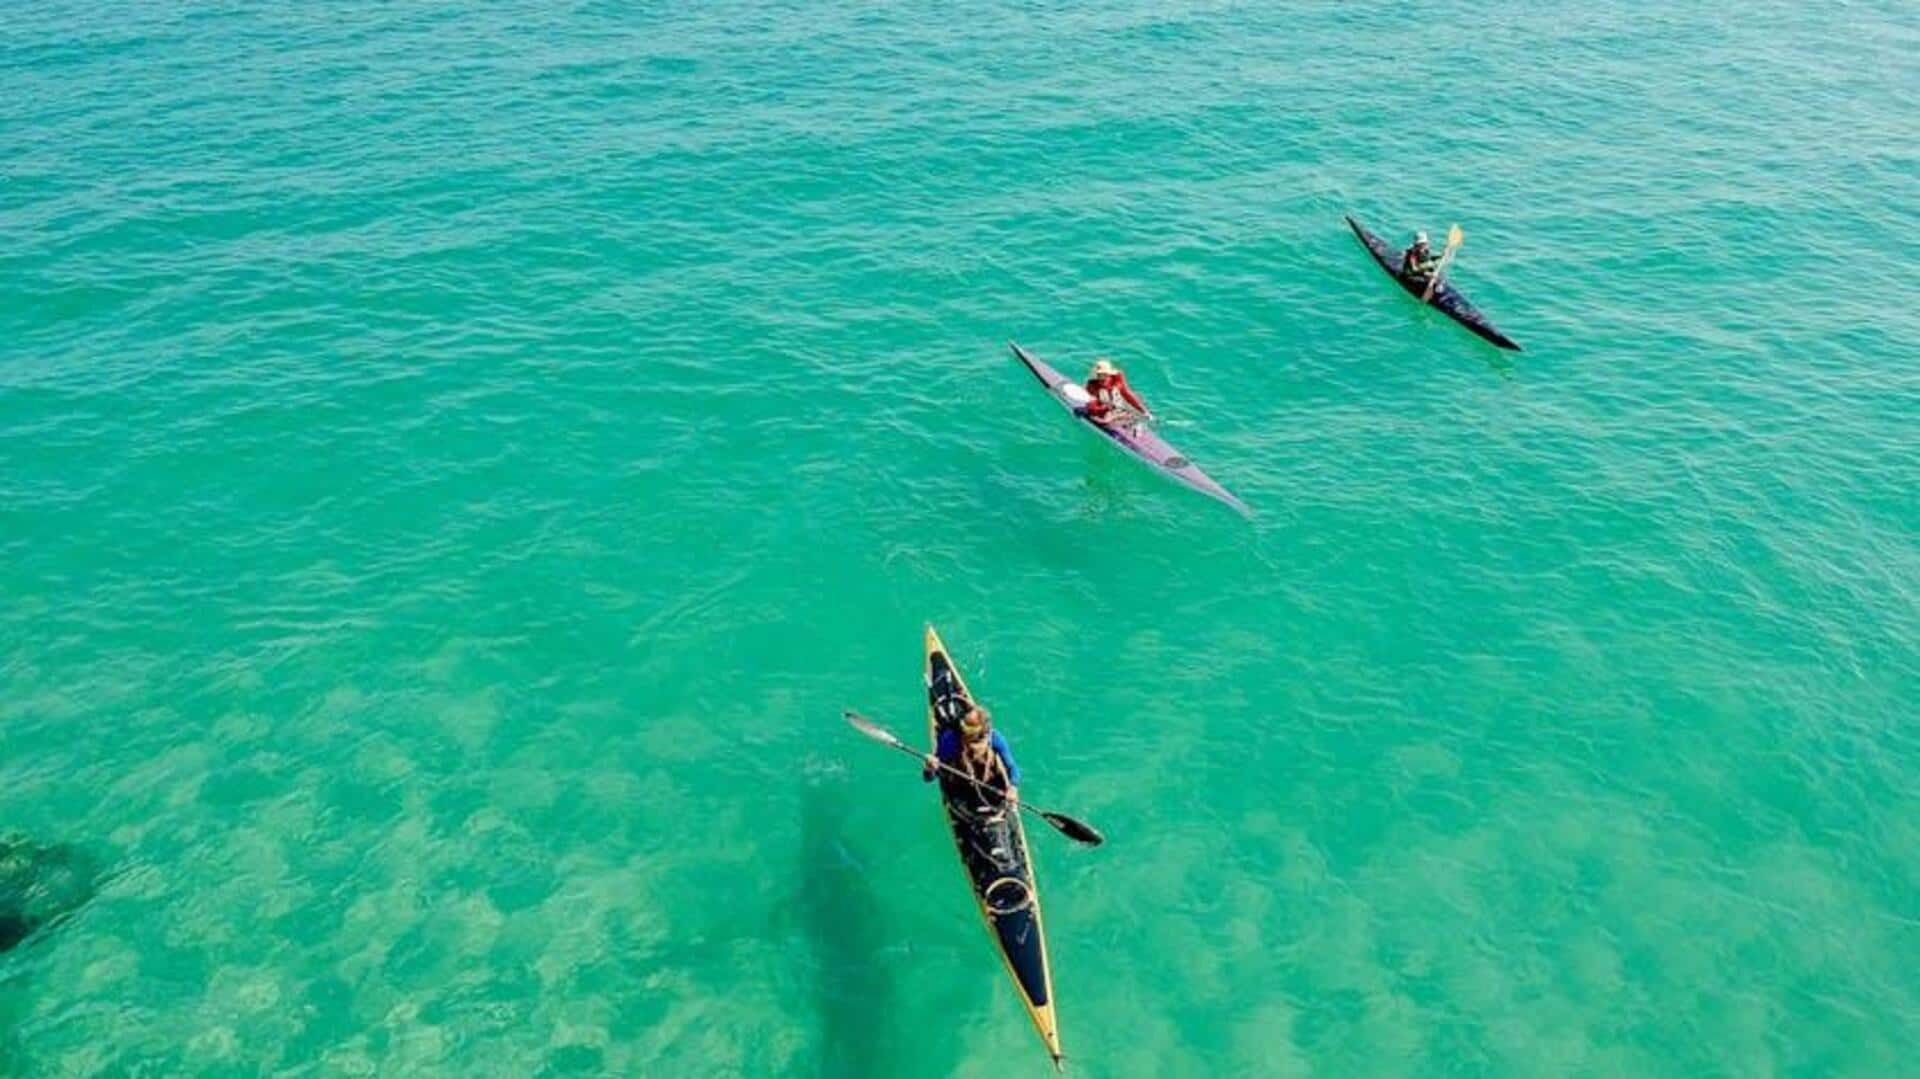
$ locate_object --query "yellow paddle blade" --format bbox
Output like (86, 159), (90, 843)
(1447, 223), (1465, 248)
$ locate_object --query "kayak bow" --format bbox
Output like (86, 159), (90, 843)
(1010, 342), (1250, 515)
(924, 624), (1064, 1070)
(1345, 215), (1522, 351)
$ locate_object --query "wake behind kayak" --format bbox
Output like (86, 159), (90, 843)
(1346, 215), (1522, 351)
(1010, 342), (1250, 515)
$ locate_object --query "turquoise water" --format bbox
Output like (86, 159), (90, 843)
(4, 1), (1918, 1073)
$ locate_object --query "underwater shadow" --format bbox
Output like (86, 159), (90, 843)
(797, 784), (897, 1079)
(1476, 343), (1519, 380)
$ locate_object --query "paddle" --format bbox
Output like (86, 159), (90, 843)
(1089, 403), (1161, 431)
(1420, 223), (1465, 302)
(843, 710), (1106, 848)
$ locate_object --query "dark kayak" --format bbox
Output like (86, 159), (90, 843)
(1346, 215), (1521, 351)
(924, 624), (1063, 1070)
(1010, 342), (1251, 515)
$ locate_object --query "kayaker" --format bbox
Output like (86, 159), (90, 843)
(924, 705), (1020, 808)
(1401, 230), (1440, 281)
(1083, 358), (1152, 425)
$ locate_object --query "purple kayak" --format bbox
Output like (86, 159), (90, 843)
(1010, 342), (1250, 515)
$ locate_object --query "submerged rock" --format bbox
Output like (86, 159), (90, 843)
(0, 835), (100, 953)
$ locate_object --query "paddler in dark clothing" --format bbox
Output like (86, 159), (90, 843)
(1401, 230), (1440, 281)
(923, 704), (1021, 812)
(1083, 358), (1154, 426)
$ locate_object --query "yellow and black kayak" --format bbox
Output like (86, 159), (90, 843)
(923, 624), (1063, 1069)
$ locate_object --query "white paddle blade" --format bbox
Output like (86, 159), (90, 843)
(844, 710), (906, 749)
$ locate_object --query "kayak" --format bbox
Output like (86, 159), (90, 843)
(924, 624), (1063, 1070)
(1345, 215), (1522, 351)
(1010, 342), (1251, 515)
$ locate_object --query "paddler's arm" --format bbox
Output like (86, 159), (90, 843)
(1116, 376), (1148, 415)
(922, 729), (959, 781)
(990, 731), (1021, 786)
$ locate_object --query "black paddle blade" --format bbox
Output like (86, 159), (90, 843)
(1040, 811), (1104, 847)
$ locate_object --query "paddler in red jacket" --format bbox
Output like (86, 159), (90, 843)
(1083, 358), (1154, 425)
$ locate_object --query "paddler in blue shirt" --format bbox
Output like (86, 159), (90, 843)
(1401, 230), (1440, 281)
(923, 704), (1021, 810)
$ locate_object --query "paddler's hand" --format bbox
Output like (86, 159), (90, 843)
(1007, 787), (1020, 809)
(923, 753), (939, 771)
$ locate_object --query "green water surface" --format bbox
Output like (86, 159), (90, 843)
(3, 1), (1917, 1074)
